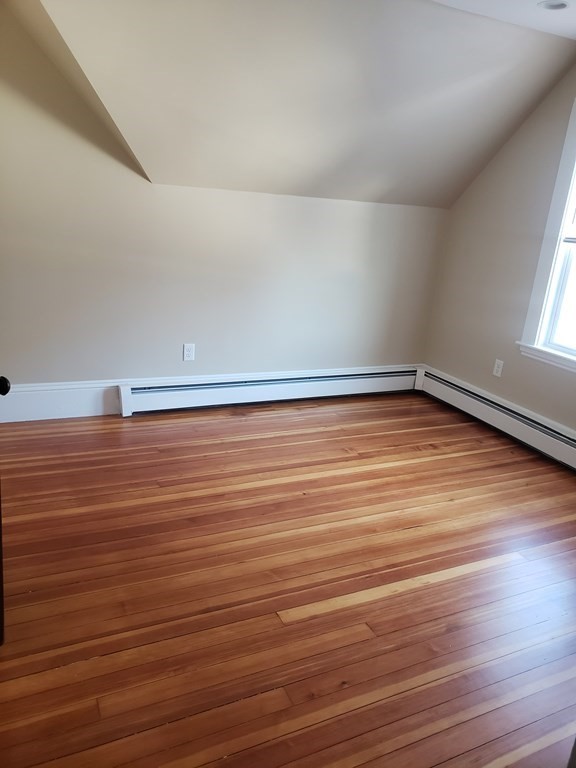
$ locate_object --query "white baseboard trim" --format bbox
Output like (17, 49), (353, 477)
(422, 368), (576, 471)
(2, 366), (574, 471)
(0, 381), (121, 423)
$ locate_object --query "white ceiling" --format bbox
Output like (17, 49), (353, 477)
(7, 0), (576, 207)
(431, 1), (576, 40)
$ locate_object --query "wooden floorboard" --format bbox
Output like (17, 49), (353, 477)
(0, 393), (575, 767)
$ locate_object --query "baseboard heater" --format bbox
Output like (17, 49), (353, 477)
(422, 371), (576, 470)
(119, 368), (417, 417)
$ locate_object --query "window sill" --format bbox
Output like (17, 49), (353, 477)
(517, 342), (576, 373)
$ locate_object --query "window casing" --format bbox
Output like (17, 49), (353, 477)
(519, 99), (576, 373)
(537, 229), (576, 358)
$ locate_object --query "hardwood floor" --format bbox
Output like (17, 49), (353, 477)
(0, 393), (575, 767)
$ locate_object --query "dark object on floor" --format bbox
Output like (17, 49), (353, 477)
(0, 375), (9, 645)
(0, 482), (4, 645)
(568, 737), (576, 768)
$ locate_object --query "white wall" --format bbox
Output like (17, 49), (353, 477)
(426, 62), (576, 430)
(0, 5), (445, 387)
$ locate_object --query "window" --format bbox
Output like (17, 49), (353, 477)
(537, 191), (576, 356)
(519, 100), (576, 372)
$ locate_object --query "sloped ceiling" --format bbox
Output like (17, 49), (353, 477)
(7, 0), (576, 207)
(433, 0), (576, 40)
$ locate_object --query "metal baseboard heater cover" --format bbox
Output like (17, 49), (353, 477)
(421, 370), (576, 470)
(119, 369), (417, 416)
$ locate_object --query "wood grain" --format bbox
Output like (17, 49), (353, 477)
(0, 393), (575, 767)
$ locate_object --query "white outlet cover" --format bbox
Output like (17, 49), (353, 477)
(493, 359), (504, 377)
(183, 343), (195, 361)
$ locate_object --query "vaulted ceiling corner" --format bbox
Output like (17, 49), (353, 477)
(7, 0), (576, 207)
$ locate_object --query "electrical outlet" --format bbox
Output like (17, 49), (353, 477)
(183, 343), (195, 362)
(493, 359), (504, 377)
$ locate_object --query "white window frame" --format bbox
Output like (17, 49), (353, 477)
(519, 98), (576, 374)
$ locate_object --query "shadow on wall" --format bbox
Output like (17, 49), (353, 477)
(0, 3), (146, 179)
